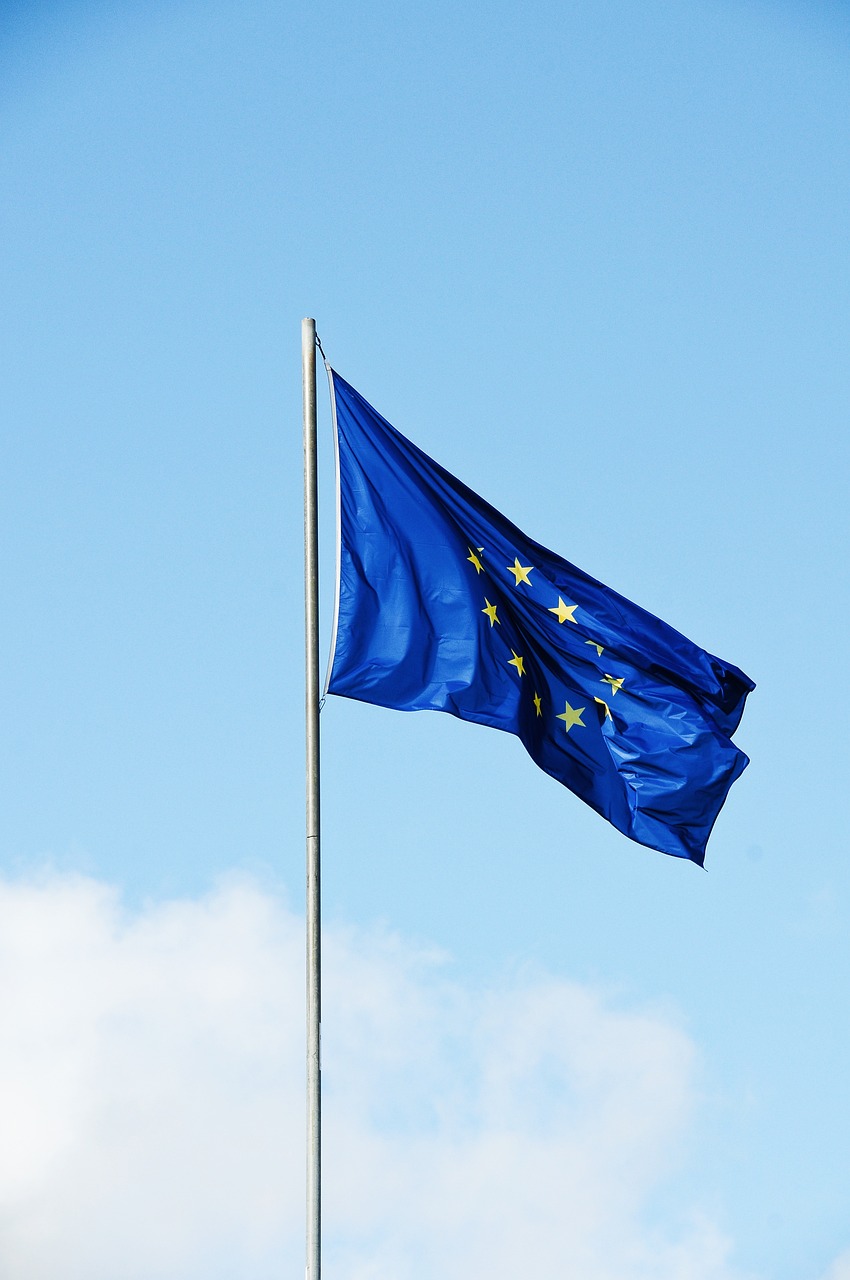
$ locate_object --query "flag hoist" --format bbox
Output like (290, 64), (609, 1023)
(302, 318), (321, 1280)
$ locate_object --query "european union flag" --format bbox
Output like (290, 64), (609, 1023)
(326, 371), (754, 866)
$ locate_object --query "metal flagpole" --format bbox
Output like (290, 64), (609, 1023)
(302, 317), (321, 1280)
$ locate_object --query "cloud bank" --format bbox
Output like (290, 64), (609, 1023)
(0, 872), (806, 1278)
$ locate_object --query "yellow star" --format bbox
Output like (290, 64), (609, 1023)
(533, 692), (542, 717)
(507, 557), (533, 587)
(549, 596), (577, 625)
(482, 599), (500, 626)
(594, 696), (612, 720)
(508, 650), (525, 677)
(601, 674), (624, 696)
(586, 640), (604, 657)
(556, 700), (585, 733)
(467, 547), (484, 574)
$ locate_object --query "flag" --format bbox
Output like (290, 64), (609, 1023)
(325, 370), (754, 866)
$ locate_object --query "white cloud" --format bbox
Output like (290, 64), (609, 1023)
(0, 874), (300, 1279)
(0, 872), (752, 1279)
(821, 1251), (850, 1280)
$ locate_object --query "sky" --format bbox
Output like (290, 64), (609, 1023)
(1, 0), (849, 1276)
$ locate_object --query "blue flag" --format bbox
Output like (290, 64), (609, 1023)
(326, 371), (754, 866)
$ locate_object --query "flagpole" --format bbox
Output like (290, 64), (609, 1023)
(302, 316), (321, 1280)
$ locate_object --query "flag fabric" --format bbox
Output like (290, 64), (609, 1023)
(325, 370), (754, 866)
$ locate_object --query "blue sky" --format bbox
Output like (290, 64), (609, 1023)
(1, 1), (849, 1276)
